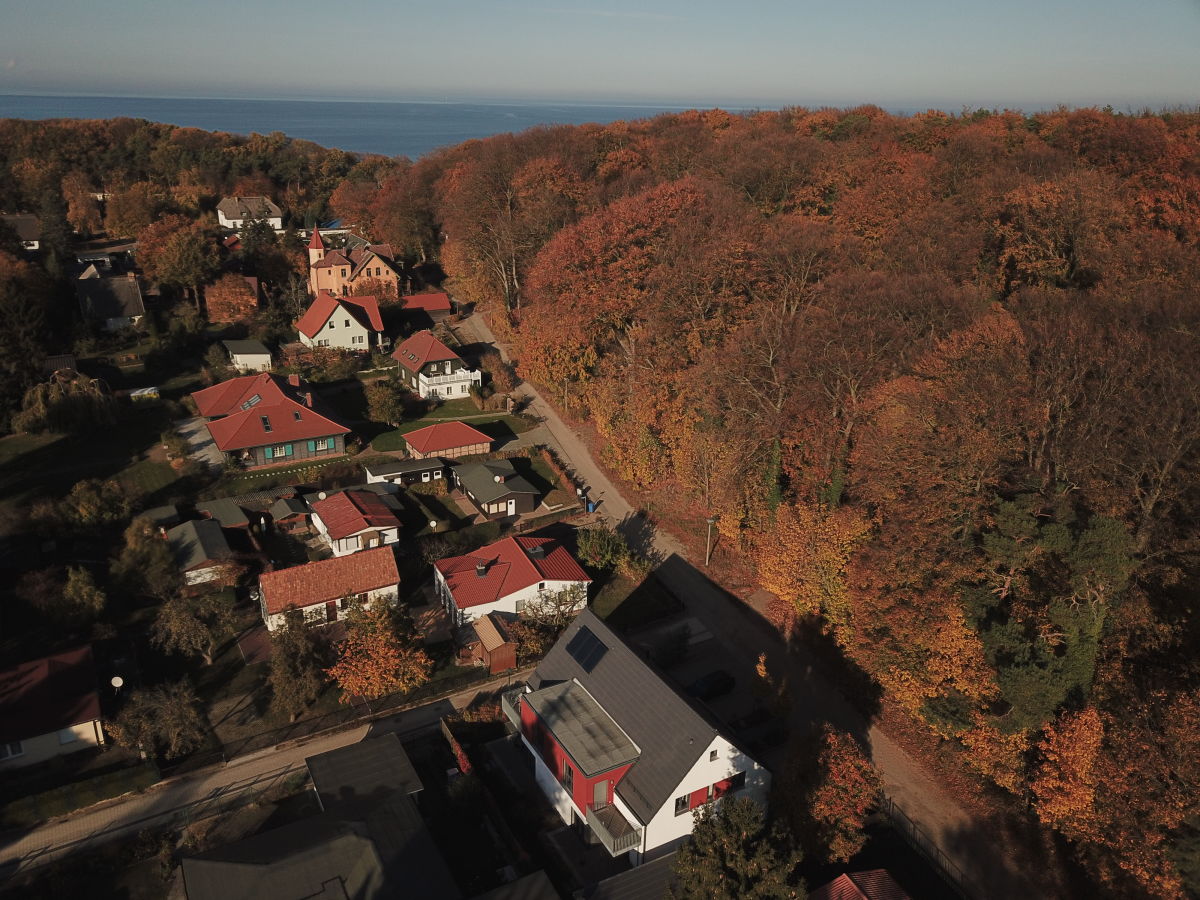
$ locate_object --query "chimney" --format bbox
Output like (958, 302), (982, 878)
(304, 392), (314, 408)
(287, 374), (302, 388)
(475, 561), (488, 578)
(527, 544), (545, 560)
(158, 526), (168, 539)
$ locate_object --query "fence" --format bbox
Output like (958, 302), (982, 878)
(161, 664), (522, 778)
(879, 796), (976, 899)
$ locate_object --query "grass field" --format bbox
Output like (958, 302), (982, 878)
(0, 762), (160, 828)
(592, 573), (683, 631)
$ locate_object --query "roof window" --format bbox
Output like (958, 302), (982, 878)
(261, 416), (272, 432)
(241, 394), (262, 410)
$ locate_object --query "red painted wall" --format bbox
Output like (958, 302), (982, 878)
(520, 700), (633, 814)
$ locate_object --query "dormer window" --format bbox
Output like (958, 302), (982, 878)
(261, 416), (272, 432)
(293, 411), (302, 421)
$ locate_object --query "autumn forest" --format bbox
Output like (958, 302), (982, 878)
(2, 105), (1199, 896)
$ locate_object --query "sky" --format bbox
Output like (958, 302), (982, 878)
(0, 0), (1197, 110)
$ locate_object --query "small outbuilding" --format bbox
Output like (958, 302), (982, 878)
(363, 457), (450, 486)
(458, 613), (517, 674)
(453, 458), (539, 519)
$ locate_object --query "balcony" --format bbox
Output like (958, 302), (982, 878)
(501, 687), (525, 730)
(586, 804), (642, 857)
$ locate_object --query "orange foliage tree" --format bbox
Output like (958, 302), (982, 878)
(325, 606), (432, 701)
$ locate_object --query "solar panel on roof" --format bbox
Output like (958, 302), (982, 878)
(566, 626), (607, 672)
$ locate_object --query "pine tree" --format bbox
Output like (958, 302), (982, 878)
(669, 797), (806, 900)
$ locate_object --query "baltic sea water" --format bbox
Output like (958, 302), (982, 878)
(0, 94), (731, 158)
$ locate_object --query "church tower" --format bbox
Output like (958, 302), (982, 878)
(307, 226), (325, 267)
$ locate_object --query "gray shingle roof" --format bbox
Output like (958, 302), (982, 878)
(529, 610), (719, 826)
(363, 457), (449, 478)
(216, 196), (282, 220)
(456, 460), (538, 505)
(525, 680), (639, 777)
(198, 498), (251, 529)
(166, 519), (232, 571)
(222, 339), (271, 357)
(270, 497), (310, 520)
(582, 852), (677, 900)
(473, 870), (561, 900)
(306, 733), (423, 817)
(75, 274), (145, 321)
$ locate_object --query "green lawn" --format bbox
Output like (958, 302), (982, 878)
(0, 762), (160, 828)
(211, 454), (349, 496)
(371, 414), (532, 452)
(593, 573), (682, 631)
(0, 404), (183, 513)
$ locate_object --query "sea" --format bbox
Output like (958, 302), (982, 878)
(0, 93), (746, 159)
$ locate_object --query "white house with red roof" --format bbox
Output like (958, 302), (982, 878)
(296, 290), (386, 352)
(258, 545), (400, 630)
(308, 228), (404, 298)
(434, 536), (590, 626)
(403, 421), (492, 459)
(0, 646), (106, 769)
(310, 489), (402, 556)
(505, 611), (771, 865)
(391, 330), (481, 400)
(191, 373), (350, 469)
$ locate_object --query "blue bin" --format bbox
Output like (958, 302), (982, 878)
(586, 500), (596, 513)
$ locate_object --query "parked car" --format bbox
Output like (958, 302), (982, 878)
(685, 669), (736, 701)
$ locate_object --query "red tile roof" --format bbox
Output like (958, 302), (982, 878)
(310, 490), (401, 541)
(296, 291), (383, 338)
(810, 871), (910, 900)
(403, 421), (491, 455)
(0, 646), (102, 744)
(191, 373), (349, 452)
(308, 226), (325, 251)
(435, 537), (590, 609)
(311, 248), (352, 270)
(391, 330), (462, 373)
(259, 546), (400, 614)
(402, 292), (451, 313)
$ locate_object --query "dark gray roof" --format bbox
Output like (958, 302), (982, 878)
(1, 213), (39, 242)
(271, 497), (310, 519)
(75, 274), (145, 321)
(581, 853), (676, 900)
(167, 519), (232, 571)
(529, 611), (720, 826)
(525, 681), (638, 777)
(474, 870), (561, 900)
(222, 339), (271, 357)
(182, 817), (382, 900)
(306, 734), (423, 817)
(198, 498), (251, 529)
(456, 460), (538, 505)
(141, 504), (181, 528)
(217, 196), (282, 220)
(363, 457), (449, 477)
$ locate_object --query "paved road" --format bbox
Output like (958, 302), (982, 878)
(0, 679), (518, 880)
(456, 310), (1038, 899)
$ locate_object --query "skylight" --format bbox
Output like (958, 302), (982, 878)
(566, 626), (607, 673)
(241, 394), (262, 410)
(261, 416), (272, 432)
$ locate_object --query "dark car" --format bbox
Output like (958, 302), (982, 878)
(685, 669), (736, 701)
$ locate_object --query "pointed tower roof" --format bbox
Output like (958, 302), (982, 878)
(308, 226), (325, 251)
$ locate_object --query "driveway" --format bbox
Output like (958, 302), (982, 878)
(175, 416), (223, 472)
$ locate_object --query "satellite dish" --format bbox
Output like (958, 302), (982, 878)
(110, 676), (124, 689)
(494, 475), (502, 483)
(430, 520), (438, 529)
(317, 491), (328, 500)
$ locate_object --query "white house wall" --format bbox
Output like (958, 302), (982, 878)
(312, 513), (399, 557)
(0, 720), (104, 770)
(437, 571), (588, 625)
(231, 353), (272, 373)
(299, 314), (372, 351)
(638, 735), (771, 857)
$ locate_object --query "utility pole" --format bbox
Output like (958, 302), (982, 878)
(705, 515), (717, 567)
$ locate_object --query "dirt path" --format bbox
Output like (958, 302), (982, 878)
(455, 309), (1048, 899)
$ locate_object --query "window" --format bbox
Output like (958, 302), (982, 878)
(709, 749), (719, 762)
(271, 444), (293, 457)
(58, 728), (78, 745)
(0, 740), (23, 760)
(674, 795), (689, 816)
(241, 393), (262, 410)
(318, 339), (330, 347)
(261, 415), (272, 433)
(461, 384), (469, 394)
(293, 411), (302, 421)
(421, 471), (431, 482)
(329, 319), (336, 328)
(537, 582), (545, 591)
(344, 319), (350, 327)
(340, 268), (347, 277)
(562, 761), (573, 791)
(433, 470), (443, 479)
(515, 598), (526, 613)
